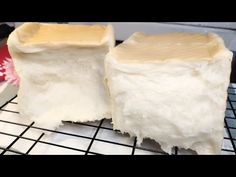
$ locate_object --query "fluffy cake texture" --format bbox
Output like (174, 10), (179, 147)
(105, 32), (233, 154)
(7, 22), (115, 129)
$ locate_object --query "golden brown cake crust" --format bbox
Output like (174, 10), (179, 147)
(15, 22), (112, 46)
(111, 32), (226, 63)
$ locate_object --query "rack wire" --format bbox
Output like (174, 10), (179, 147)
(0, 84), (236, 155)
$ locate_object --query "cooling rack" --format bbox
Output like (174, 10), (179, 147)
(0, 84), (235, 155)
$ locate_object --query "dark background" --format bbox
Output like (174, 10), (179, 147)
(231, 52), (236, 83)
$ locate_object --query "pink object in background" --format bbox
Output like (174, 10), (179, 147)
(0, 45), (8, 82)
(3, 57), (20, 85)
(0, 45), (19, 86)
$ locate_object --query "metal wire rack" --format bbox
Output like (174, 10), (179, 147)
(0, 84), (236, 155)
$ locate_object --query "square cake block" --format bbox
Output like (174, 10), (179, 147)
(7, 22), (115, 129)
(105, 32), (233, 154)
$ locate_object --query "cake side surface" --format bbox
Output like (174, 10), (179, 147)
(105, 32), (233, 154)
(7, 23), (114, 130)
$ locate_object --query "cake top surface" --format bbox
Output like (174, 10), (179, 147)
(111, 32), (226, 63)
(14, 23), (112, 46)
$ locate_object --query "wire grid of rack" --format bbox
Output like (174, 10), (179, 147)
(0, 84), (236, 155)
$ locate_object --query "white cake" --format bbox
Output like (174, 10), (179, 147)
(105, 32), (233, 154)
(7, 22), (115, 129)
